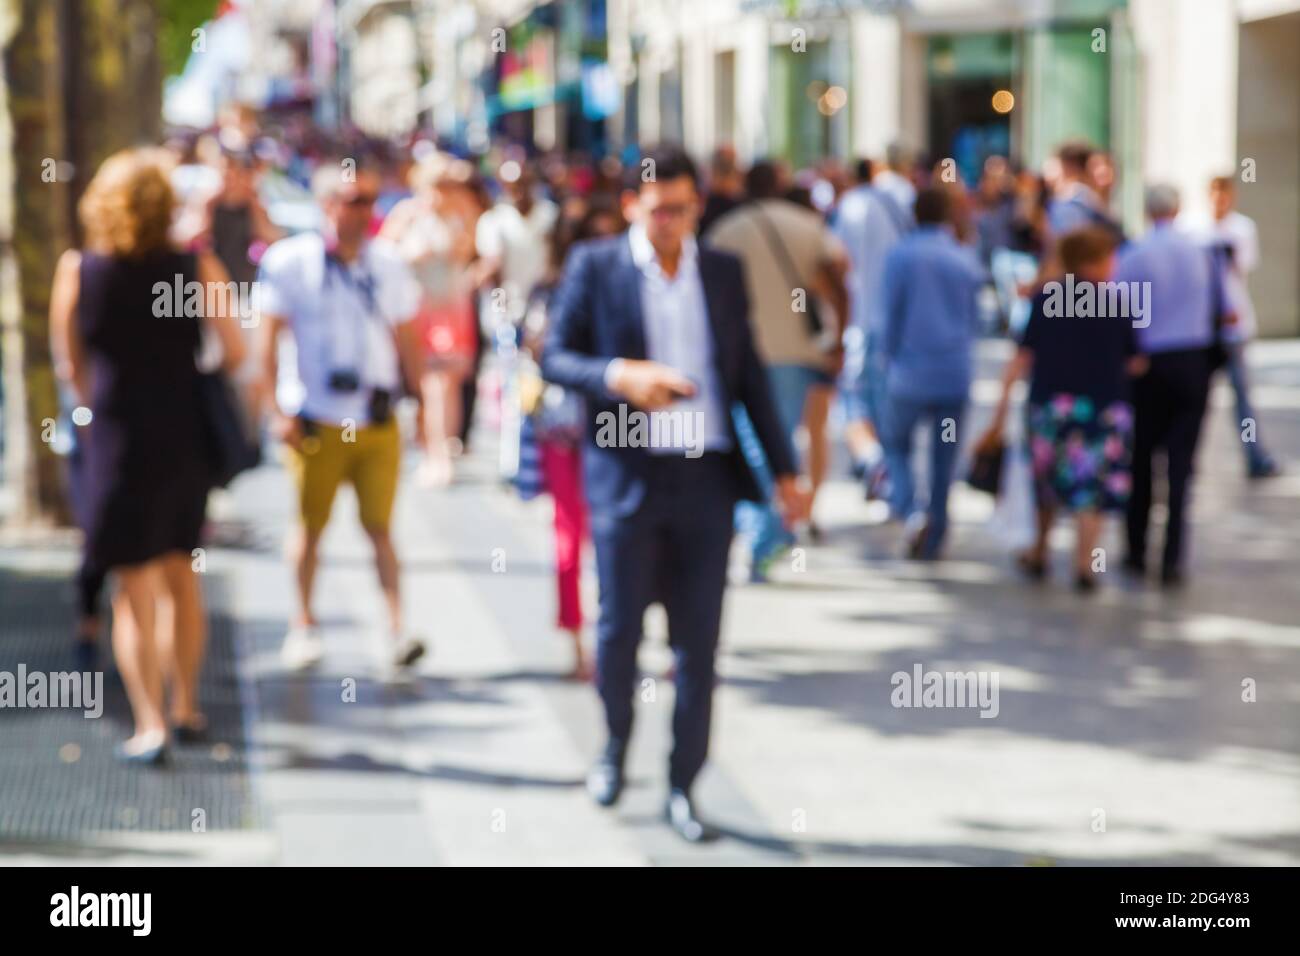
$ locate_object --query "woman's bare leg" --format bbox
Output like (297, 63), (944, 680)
(804, 384), (833, 502)
(159, 552), (206, 727)
(1074, 509), (1103, 577)
(111, 563), (168, 748)
(420, 369), (452, 485)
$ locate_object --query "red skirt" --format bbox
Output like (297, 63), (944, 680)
(420, 298), (477, 364)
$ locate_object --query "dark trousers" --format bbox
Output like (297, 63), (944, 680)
(589, 453), (736, 792)
(1126, 349), (1210, 573)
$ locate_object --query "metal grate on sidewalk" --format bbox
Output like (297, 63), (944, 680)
(0, 563), (260, 843)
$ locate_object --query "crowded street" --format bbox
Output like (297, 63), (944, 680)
(2, 0), (1299, 892)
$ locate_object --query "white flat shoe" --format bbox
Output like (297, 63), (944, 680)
(281, 626), (324, 670)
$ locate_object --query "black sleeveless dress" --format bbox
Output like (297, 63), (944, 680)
(77, 250), (211, 570)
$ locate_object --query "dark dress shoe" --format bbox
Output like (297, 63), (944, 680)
(1074, 571), (1097, 594)
(1016, 553), (1047, 581)
(173, 719), (208, 744)
(114, 740), (168, 767)
(1160, 566), (1185, 589)
(664, 788), (718, 843)
(1121, 555), (1146, 578)
(586, 758), (623, 807)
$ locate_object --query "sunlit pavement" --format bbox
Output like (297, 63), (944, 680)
(5, 341), (1299, 865)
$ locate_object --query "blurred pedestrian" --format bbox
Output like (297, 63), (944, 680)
(975, 156), (1017, 268)
(381, 153), (481, 486)
(1187, 175), (1280, 479)
(1047, 141), (1122, 244)
(698, 145), (746, 237)
(708, 159), (848, 574)
(879, 187), (985, 559)
(519, 205), (626, 680)
(984, 227), (1146, 591)
(49, 147), (246, 763)
(833, 153), (915, 495)
(1118, 185), (1224, 587)
(199, 147), (282, 413)
(542, 145), (807, 842)
(257, 164), (427, 671)
(477, 158), (559, 315)
(201, 148), (282, 287)
(1087, 149), (1119, 212)
(874, 142), (918, 212)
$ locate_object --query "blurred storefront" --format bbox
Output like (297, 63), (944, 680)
(166, 0), (1300, 335)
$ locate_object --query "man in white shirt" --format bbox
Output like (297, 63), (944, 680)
(476, 161), (559, 318)
(1187, 175), (1279, 478)
(257, 164), (428, 671)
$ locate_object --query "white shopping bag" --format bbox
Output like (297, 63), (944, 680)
(990, 442), (1037, 553)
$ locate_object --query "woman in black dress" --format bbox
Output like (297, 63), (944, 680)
(50, 148), (245, 763)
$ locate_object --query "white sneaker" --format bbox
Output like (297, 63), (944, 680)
(281, 626), (324, 670)
(391, 635), (427, 670)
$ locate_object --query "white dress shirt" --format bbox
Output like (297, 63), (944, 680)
(607, 224), (731, 454)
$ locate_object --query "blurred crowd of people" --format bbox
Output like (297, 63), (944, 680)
(48, 100), (1281, 830)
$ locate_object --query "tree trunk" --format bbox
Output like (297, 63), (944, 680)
(0, 0), (163, 527)
(1, 0), (71, 526)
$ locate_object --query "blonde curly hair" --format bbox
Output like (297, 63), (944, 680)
(78, 147), (176, 257)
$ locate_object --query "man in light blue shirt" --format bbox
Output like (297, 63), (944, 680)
(878, 187), (986, 559)
(1115, 184), (1224, 586)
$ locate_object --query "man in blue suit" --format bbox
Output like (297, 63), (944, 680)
(542, 145), (808, 842)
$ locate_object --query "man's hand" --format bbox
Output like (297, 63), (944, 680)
(774, 475), (813, 527)
(272, 411), (303, 451)
(608, 359), (696, 411)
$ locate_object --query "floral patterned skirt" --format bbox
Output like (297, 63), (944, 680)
(1026, 395), (1133, 512)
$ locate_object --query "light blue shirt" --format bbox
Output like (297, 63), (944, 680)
(625, 224), (731, 454)
(880, 225), (986, 403)
(1115, 220), (1218, 354)
(1047, 181), (1107, 238)
(833, 185), (911, 336)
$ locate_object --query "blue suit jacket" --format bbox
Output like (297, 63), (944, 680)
(541, 233), (797, 517)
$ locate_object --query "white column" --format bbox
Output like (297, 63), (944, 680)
(734, 17), (769, 162)
(1129, 0), (1238, 222)
(682, 32), (715, 158)
(850, 13), (903, 158)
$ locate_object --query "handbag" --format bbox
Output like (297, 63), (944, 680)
(751, 204), (825, 339)
(966, 435), (1005, 496)
(196, 370), (261, 488)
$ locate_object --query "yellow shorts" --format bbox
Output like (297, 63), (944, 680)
(283, 418), (401, 534)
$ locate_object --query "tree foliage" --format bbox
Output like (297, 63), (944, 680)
(158, 0), (220, 78)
